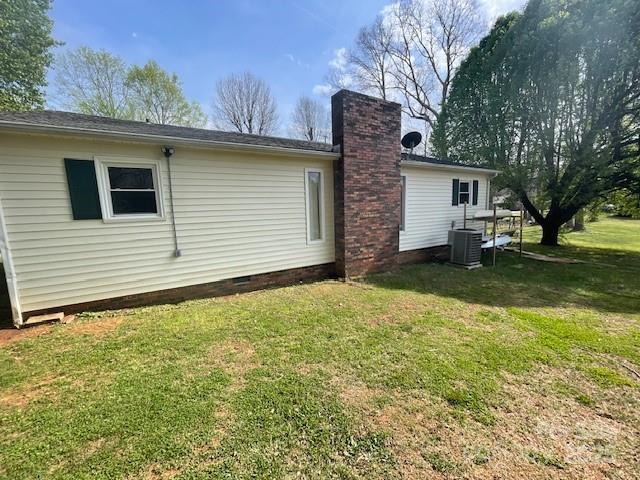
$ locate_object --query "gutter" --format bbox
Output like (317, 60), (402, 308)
(401, 159), (501, 175)
(0, 121), (340, 160)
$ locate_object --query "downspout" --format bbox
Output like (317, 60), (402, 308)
(162, 146), (182, 257)
(0, 197), (22, 327)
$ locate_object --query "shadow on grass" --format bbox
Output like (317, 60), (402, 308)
(367, 246), (640, 315)
(523, 241), (640, 270)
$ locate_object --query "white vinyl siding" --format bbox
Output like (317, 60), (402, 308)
(0, 133), (334, 313)
(400, 165), (490, 252)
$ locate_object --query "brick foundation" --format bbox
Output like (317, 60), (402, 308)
(331, 90), (402, 277)
(397, 245), (451, 265)
(23, 263), (336, 318)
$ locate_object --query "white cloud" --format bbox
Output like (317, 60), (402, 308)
(479, 0), (526, 22)
(285, 53), (310, 69)
(311, 47), (354, 97)
(131, 32), (138, 38)
(312, 84), (333, 96)
(328, 47), (348, 71)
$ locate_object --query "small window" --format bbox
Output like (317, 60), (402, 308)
(472, 180), (479, 206)
(305, 169), (324, 243)
(400, 175), (407, 232)
(108, 166), (158, 215)
(459, 181), (470, 205)
(96, 159), (164, 221)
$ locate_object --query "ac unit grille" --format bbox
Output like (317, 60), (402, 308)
(448, 229), (482, 266)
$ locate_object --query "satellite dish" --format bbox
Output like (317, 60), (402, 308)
(401, 131), (422, 151)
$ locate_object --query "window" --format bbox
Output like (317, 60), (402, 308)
(108, 166), (158, 215)
(452, 178), (479, 206)
(459, 181), (470, 205)
(400, 175), (407, 232)
(305, 168), (324, 243)
(96, 158), (164, 221)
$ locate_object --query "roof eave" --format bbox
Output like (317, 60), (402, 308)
(0, 121), (340, 159)
(401, 159), (501, 175)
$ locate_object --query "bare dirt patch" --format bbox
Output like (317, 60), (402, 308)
(203, 339), (258, 396)
(0, 316), (124, 347)
(136, 463), (181, 480)
(65, 317), (123, 336)
(367, 298), (426, 326)
(332, 374), (387, 407)
(0, 374), (61, 408)
(329, 367), (639, 479)
(0, 324), (53, 347)
(207, 339), (256, 375)
(480, 367), (638, 479)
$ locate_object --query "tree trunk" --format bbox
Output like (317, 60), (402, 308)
(540, 222), (560, 246)
(573, 209), (585, 231)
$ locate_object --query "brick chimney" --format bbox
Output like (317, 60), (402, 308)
(331, 90), (402, 278)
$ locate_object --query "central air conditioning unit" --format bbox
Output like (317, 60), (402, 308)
(448, 229), (482, 267)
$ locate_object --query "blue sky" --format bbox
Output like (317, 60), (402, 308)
(47, 0), (525, 134)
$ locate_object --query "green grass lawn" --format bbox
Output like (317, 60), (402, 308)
(1, 217), (638, 479)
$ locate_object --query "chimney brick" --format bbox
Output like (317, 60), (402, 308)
(331, 90), (402, 277)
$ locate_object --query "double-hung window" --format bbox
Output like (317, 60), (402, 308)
(305, 168), (324, 243)
(452, 179), (480, 206)
(458, 181), (470, 205)
(96, 159), (164, 221)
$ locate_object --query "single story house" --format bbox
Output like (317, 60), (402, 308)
(0, 90), (498, 327)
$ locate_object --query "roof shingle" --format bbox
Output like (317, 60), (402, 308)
(0, 110), (335, 153)
(401, 152), (497, 172)
(0, 111), (498, 173)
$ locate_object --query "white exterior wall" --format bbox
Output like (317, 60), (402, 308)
(0, 132), (335, 314)
(400, 165), (491, 252)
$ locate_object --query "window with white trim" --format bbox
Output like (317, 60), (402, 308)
(305, 168), (324, 243)
(96, 159), (164, 221)
(458, 181), (470, 205)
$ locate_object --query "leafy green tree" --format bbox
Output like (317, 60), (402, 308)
(53, 46), (134, 118)
(434, 0), (640, 245)
(0, 0), (57, 110)
(608, 189), (640, 218)
(126, 60), (207, 127)
(53, 48), (206, 127)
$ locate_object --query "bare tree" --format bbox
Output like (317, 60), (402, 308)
(212, 72), (278, 135)
(290, 96), (329, 142)
(322, 67), (353, 95)
(318, 47), (355, 97)
(388, 0), (484, 130)
(319, 0), (484, 142)
(349, 16), (393, 100)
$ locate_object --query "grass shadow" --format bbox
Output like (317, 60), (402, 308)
(366, 245), (640, 315)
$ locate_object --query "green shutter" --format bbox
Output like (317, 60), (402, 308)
(452, 179), (459, 206)
(472, 180), (479, 205)
(64, 159), (102, 220)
